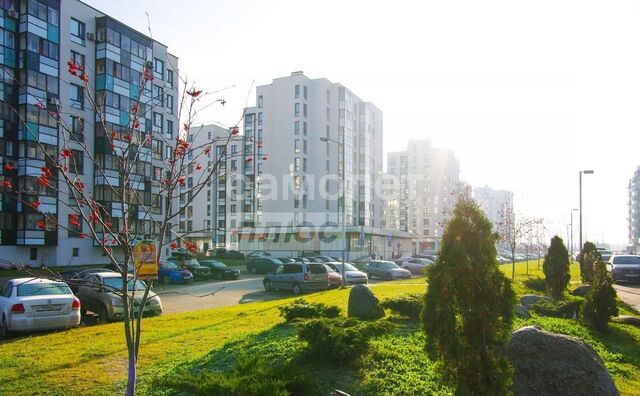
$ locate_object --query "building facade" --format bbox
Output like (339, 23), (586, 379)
(0, 0), (179, 266)
(628, 167), (640, 253)
(473, 185), (513, 229)
(382, 139), (460, 253)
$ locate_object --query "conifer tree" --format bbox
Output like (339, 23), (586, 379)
(543, 236), (571, 298)
(582, 258), (618, 332)
(579, 241), (600, 284)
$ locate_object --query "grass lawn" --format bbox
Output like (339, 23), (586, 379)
(0, 261), (638, 395)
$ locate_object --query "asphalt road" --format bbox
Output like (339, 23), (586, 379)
(614, 284), (640, 313)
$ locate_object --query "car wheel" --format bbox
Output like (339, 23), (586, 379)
(0, 315), (9, 340)
(98, 305), (109, 324)
(214, 272), (222, 280)
(250, 267), (256, 274)
(264, 280), (272, 291)
(162, 275), (171, 285)
(384, 273), (392, 281)
(292, 283), (302, 295)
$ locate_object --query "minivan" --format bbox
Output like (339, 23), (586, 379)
(262, 263), (329, 294)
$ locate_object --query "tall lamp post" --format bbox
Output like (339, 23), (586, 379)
(569, 208), (578, 256)
(320, 136), (347, 287)
(579, 170), (594, 253)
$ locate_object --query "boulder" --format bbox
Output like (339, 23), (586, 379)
(515, 304), (530, 319)
(347, 285), (385, 320)
(611, 315), (640, 327)
(571, 285), (592, 297)
(520, 294), (554, 309)
(507, 326), (618, 396)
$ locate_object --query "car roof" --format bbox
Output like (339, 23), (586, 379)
(9, 277), (63, 283)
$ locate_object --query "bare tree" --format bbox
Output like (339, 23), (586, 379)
(0, 54), (251, 394)
(496, 200), (540, 279)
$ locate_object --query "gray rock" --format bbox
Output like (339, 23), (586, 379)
(611, 315), (640, 327)
(571, 285), (592, 297)
(507, 326), (619, 396)
(347, 285), (385, 320)
(520, 294), (554, 308)
(515, 304), (530, 318)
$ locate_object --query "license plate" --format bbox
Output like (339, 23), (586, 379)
(35, 304), (61, 312)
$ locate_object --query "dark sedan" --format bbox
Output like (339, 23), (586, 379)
(200, 260), (241, 280)
(167, 257), (213, 281)
(246, 257), (283, 274)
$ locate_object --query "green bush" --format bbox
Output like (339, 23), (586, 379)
(531, 299), (583, 318)
(296, 317), (394, 363)
(381, 293), (423, 320)
(543, 236), (571, 299)
(582, 259), (618, 332)
(279, 299), (341, 323)
(523, 277), (547, 292)
(579, 242), (600, 284)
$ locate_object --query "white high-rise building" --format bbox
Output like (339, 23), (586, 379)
(473, 186), (513, 228)
(382, 140), (460, 253)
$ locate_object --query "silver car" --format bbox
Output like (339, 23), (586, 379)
(263, 263), (329, 295)
(363, 260), (412, 281)
(401, 258), (433, 275)
(0, 278), (81, 338)
(607, 255), (640, 284)
(325, 262), (368, 285)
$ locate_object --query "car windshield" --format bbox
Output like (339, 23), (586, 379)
(613, 256), (640, 265)
(379, 261), (398, 269)
(17, 282), (72, 296)
(163, 261), (179, 269)
(308, 264), (327, 274)
(103, 277), (147, 291)
(205, 261), (226, 268)
(169, 257), (199, 267)
(271, 258), (283, 264)
(324, 264), (337, 272)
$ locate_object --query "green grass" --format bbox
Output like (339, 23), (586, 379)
(1, 261), (638, 395)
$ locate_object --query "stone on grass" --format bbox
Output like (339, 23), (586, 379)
(507, 326), (618, 396)
(611, 315), (640, 327)
(348, 285), (384, 320)
(515, 304), (530, 318)
(520, 294), (554, 309)
(571, 285), (592, 297)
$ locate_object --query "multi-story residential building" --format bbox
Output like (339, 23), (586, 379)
(181, 72), (412, 258)
(0, 0), (179, 266)
(473, 185), (513, 229)
(382, 140), (460, 253)
(628, 167), (640, 253)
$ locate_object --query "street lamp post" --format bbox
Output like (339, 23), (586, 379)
(320, 136), (347, 287)
(569, 208), (578, 256)
(579, 170), (594, 253)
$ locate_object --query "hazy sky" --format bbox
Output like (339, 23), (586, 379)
(84, 0), (640, 248)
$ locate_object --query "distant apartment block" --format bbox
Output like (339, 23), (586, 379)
(0, 0), (179, 266)
(628, 167), (640, 253)
(473, 185), (513, 229)
(382, 140), (460, 253)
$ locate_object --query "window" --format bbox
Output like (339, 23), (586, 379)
(294, 157), (300, 171)
(294, 139), (300, 153)
(294, 121), (300, 135)
(70, 18), (85, 45)
(258, 95), (263, 108)
(153, 166), (162, 181)
(295, 84), (300, 98)
(166, 120), (174, 137)
(326, 107), (330, 121)
(303, 104), (308, 118)
(153, 112), (163, 131)
(303, 140), (307, 154)
(167, 69), (174, 87)
(70, 149), (83, 174)
(69, 84), (83, 109)
(153, 85), (164, 106)
(303, 158), (307, 172)
(30, 248), (37, 261)
(71, 50), (85, 68)
(152, 140), (163, 160)
(166, 94), (174, 111)
(154, 58), (164, 78)
(294, 103), (300, 117)
(303, 122), (307, 136)
(72, 248), (79, 257)
(71, 116), (84, 141)
(68, 214), (82, 236)
(258, 112), (263, 125)
(294, 196), (300, 208)
(303, 85), (308, 100)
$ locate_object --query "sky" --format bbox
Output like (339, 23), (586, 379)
(84, 0), (640, 249)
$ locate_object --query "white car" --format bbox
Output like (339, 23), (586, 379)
(401, 258), (433, 275)
(0, 278), (81, 338)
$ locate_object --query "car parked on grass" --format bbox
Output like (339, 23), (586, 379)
(199, 260), (241, 280)
(363, 260), (411, 281)
(607, 255), (640, 284)
(325, 262), (368, 285)
(58, 268), (116, 293)
(246, 257), (284, 274)
(167, 256), (212, 281)
(158, 261), (194, 285)
(76, 272), (162, 323)
(262, 263), (329, 294)
(0, 278), (81, 338)
(401, 258), (433, 275)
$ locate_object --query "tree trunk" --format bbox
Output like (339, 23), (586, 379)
(126, 348), (136, 396)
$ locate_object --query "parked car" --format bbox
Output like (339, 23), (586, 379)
(292, 257), (311, 263)
(607, 255), (640, 284)
(401, 258), (433, 275)
(199, 260), (241, 280)
(363, 260), (411, 281)
(58, 268), (115, 293)
(323, 264), (343, 288)
(0, 278), (81, 338)
(312, 256), (335, 263)
(246, 257), (284, 274)
(76, 272), (162, 323)
(158, 261), (194, 285)
(263, 263), (329, 294)
(246, 250), (271, 258)
(167, 256), (212, 281)
(212, 248), (245, 259)
(278, 258), (297, 264)
(325, 262), (368, 285)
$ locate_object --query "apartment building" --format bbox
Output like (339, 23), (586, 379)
(382, 140), (460, 253)
(0, 0), (179, 266)
(628, 167), (640, 253)
(473, 185), (513, 229)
